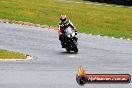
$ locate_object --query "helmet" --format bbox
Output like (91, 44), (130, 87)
(60, 15), (67, 22)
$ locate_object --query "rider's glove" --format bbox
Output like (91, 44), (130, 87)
(75, 31), (77, 35)
(74, 29), (77, 35)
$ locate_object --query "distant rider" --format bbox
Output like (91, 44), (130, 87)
(58, 15), (77, 48)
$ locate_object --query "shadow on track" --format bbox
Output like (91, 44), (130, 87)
(60, 51), (77, 54)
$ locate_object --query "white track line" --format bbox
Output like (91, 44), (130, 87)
(89, 34), (92, 35)
(120, 38), (123, 40)
(104, 36), (108, 38)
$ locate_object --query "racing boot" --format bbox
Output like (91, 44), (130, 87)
(61, 42), (65, 48)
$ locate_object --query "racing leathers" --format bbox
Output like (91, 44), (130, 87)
(58, 20), (77, 48)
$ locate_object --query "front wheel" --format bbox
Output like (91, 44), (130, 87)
(66, 47), (70, 53)
(74, 45), (78, 53)
(73, 39), (78, 53)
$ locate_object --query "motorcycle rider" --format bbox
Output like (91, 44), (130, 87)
(58, 15), (77, 48)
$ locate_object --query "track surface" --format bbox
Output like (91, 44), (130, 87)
(0, 23), (132, 88)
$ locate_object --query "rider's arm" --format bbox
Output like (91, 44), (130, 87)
(58, 24), (62, 36)
(69, 20), (77, 35)
(69, 20), (77, 32)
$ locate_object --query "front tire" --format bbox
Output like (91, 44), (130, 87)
(74, 46), (78, 53)
(66, 47), (70, 53)
(73, 40), (78, 53)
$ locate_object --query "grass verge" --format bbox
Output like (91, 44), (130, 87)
(0, 0), (132, 39)
(0, 50), (26, 59)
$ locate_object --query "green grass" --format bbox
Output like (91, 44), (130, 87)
(0, 50), (26, 59)
(0, 0), (132, 38)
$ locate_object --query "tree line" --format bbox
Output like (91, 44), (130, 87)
(84, 0), (132, 6)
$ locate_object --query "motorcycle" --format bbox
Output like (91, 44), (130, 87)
(63, 26), (78, 53)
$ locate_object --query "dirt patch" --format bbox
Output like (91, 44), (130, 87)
(0, 19), (58, 30)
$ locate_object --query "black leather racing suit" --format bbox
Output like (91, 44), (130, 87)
(58, 20), (77, 48)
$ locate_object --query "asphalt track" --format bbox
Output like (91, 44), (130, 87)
(0, 23), (132, 88)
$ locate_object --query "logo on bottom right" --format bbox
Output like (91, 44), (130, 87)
(76, 66), (131, 86)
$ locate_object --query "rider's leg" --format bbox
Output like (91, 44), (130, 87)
(59, 35), (65, 48)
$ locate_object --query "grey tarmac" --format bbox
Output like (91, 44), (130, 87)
(0, 23), (132, 88)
